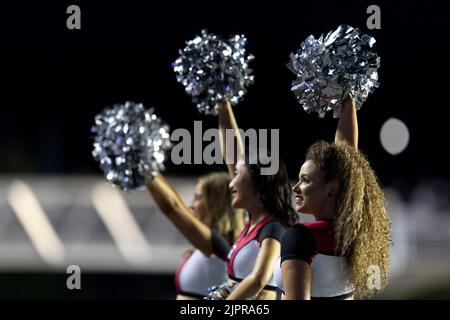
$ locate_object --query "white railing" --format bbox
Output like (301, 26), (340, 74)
(1, 176), (449, 284)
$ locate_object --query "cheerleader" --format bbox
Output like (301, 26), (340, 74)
(214, 101), (297, 300)
(146, 172), (245, 300)
(275, 97), (391, 299)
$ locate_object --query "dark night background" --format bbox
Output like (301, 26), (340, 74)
(1, 0), (449, 193)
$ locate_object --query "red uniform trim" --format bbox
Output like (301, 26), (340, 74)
(227, 214), (276, 277)
(174, 251), (193, 292)
(302, 220), (336, 254)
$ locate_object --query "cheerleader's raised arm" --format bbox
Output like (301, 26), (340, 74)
(218, 100), (244, 178)
(334, 95), (359, 149)
(145, 173), (228, 258)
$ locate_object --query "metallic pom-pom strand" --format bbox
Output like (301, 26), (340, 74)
(289, 25), (380, 117)
(173, 30), (255, 115)
(205, 282), (238, 300)
(91, 101), (172, 191)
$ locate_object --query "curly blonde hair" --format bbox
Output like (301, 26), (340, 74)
(199, 172), (246, 244)
(306, 141), (391, 299)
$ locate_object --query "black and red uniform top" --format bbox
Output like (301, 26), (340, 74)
(174, 230), (230, 299)
(275, 219), (354, 298)
(227, 214), (286, 291)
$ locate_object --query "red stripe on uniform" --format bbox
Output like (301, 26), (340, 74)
(227, 214), (275, 277)
(174, 251), (193, 293)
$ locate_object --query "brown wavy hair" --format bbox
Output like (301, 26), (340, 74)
(305, 141), (391, 299)
(244, 151), (297, 227)
(199, 172), (246, 244)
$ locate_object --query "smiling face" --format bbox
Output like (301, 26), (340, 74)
(228, 160), (258, 210)
(292, 159), (336, 215)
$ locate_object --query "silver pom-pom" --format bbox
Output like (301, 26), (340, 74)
(205, 281), (257, 300)
(288, 25), (380, 117)
(91, 102), (172, 191)
(205, 282), (237, 300)
(172, 30), (255, 115)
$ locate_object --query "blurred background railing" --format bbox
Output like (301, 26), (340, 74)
(0, 175), (449, 299)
